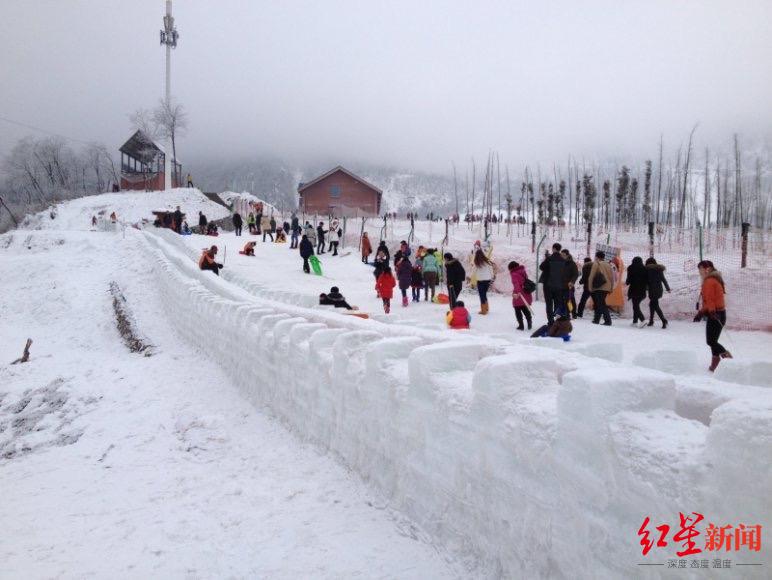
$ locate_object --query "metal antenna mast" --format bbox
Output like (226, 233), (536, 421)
(160, 0), (179, 190)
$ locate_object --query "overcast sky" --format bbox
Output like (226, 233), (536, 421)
(1, 0), (771, 172)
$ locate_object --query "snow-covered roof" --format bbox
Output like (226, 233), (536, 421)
(119, 130), (181, 164)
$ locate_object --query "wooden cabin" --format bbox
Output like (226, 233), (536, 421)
(119, 130), (182, 191)
(297, 166), (382, 217)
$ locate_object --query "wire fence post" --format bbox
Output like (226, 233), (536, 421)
(698, 224), (703, 262)
(741, 222), (750, 268)
(535, 233), (547, 301)
(586, 222), (593, 259)
(648, 221), (655, 258)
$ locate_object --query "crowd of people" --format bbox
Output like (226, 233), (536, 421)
(182, 206), (733, 371)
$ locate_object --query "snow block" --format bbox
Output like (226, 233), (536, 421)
(714, 359), (772, 388)
(633, 349), (699, 375)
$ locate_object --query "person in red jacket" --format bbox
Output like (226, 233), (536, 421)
(375, 266), (397, 314)
(198, 245), (223, 275)
(446, 300), (471, 329)
(694, 260), (732, 371)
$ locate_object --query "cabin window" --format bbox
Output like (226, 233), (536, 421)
(329, 185), (341, 198)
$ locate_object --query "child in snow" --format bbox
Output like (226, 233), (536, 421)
(396, 257), (413, 307)
(241, 241), (257, 256)
(319, 286), (355, 310)
(530, 310), (572, 339)
(199, 246), (224, 275)
(275, 229), (287, 243)
(509, 260), (533, 331)
(376, 266), (397, 313)
(446, 300), (471, 329)
(411, 263), (423, 302)
(299, 234), (314, 274)
(373, 249), (390, 296)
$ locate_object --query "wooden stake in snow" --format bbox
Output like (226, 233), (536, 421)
(11, 339), (32, 364)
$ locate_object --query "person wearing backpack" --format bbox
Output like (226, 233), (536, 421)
(588, 250), (614, 325)
(421, 248), (440, 301)
(509, 261), (534, 330)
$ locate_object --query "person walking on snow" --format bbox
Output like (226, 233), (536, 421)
(375, 266), (397, 313)
(304, 222), (316, 246)
(198, 211), (207, 234)
(576, 257), (593, 318)
(361, 232), (372, 264)
(247, 212), (256, 235)
(316, 222), (327, 254)
(186, 173), (193, 188)
(232, 212), (243, 236)
(261, 215), (273, 241)
(299, 234), (314, 274)
(471, 249), (495, 315)
(588, 250), (614, 325)
(509, 261), (533, 331)
(199, 245), (223, 275)
(290, 213), (300, 248)
(625, 256), (648, 325)
(694, 260), (732, 371)
(561, 249), (579, 318)
(421, 248), (440, 301)
(539, 243), (568, 326)
(396, 257), (413, 307)
(444, 253), (466, 308)
(329, 222), (343, 256)
(645, 257), (670, 328)
(410, 261), (423, 302)
(173, 206), (183, 234)
(446, 300), (471, 329)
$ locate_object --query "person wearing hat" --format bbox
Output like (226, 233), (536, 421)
(319, 286), (354, 310)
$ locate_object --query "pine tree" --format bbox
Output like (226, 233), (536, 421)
(582, 173), (596, 223)
(616, 166), (630, 226)
(602, 180), (611, 226)
(557, 179), (566, 222)
(629, 178), (638, 226)
(547, 183), (555, 223)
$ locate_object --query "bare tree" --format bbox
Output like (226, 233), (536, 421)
(154, 98), (188, 184)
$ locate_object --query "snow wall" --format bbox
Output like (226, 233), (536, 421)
(140, 230), (770, 579)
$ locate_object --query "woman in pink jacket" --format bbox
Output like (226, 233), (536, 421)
(509, 261), (534, 330)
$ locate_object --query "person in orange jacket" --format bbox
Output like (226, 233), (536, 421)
(199, 245), (223, 275)
(375, 266), (397, 314)
(694, 260), (732, 371)
(446, 300), (471, 329)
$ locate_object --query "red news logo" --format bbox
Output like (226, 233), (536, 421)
(639, 512), (763, 557)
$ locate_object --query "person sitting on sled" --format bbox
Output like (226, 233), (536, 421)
(446, 300), (471, 329)
(241, 241), (257, 256)
(319, 286), (355, 310)
(275, 229), (287, 243)
(530, 309), (573, 339)
(199, 245), (224, 276)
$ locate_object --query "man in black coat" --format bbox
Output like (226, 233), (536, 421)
(198, 211), (207, 234)
(299, 234), (314, 273)
(561, 249), (580, 319)
(443, 252), (466, 308)
(173, 206), (184, 234)
(539, 243), (568, 325)
(576, 257), (593, 317)
(316, 222), (327, 254)
(232, 212), (243, 236)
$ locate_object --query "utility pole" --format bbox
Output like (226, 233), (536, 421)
(160, 0), (179, 190)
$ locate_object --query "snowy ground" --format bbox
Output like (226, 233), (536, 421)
(0, 202), (464, 578)
(2, 190), (770, 579)
(176, 229), (771, 373)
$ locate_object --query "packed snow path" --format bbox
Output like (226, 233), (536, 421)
(0, 230), (462, 579)
(3, 191), (770, 578)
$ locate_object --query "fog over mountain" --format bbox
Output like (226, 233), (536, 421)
(2, 1), (771, 174)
